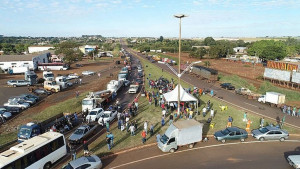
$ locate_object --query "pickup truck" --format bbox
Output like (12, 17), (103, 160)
(235, 88), (251, 95)
(68, 124), (98, 144)
(128, 85), (139, 94)
(98, 110), (117, 126)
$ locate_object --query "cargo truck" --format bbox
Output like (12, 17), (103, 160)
(157, 119), (203, 153)
(258, 92), (285, 107)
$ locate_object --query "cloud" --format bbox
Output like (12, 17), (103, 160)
(112, 0), (122, 4)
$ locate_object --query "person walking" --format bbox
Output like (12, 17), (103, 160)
(134, 97), (139, 110)
(287, 106), (291, 115)
(150, 124), (154, 136)
(161, 116), (165, 126)
(149, 97), (152, 105)
(202, 107), (207, 117)
(76, 91), (79, 98)
(108, 132), (114, 148)
(83, 140), (89, 156)
(260, 117), (264, 127)
(79, 78), (82, 85)
(210, 108), (214, 118)
(106, 121), (110, 132)
(292, 106), (297, 116)
(141, 130), (147, 144)
(162, 109), (166, 118)
(298, 108), (300, 117)
(154, 97), (158, 107)
(106, 134), (111, 150)
(74, 112), (78, 124)
(144, 121), (148, 135)
(243, 112), (247, 122)
(189, 110), (193, 119)
(246, 119), (252, 131)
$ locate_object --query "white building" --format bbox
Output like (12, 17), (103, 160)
(233, 47), (247, 54)
(28, 46), (54, 54)
(79, 45), (97, 54)
(0, 52), (50, 71)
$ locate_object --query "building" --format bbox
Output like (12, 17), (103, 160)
(233, 47), (247, 54)
(79, 45), (97, 54)
(28, 46), (54, 54)
(0, 52), (50, 71)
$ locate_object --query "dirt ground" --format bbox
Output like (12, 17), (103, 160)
(0, 58), (121, 134)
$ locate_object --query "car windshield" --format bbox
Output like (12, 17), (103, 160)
(62, 163), (74, 169)
(221, 129), (230, 135)
(258, 127), (269, 134)
(160, 134), (169, 144)
(19, 128), (31, 136)
(74, 129), (84, 135)
(45, 74), (54, 77)
(119, 74), (126, 78)
(89, 111), (97, 115)
(82, 100), (93, 105)
(101, 113), (110, 118)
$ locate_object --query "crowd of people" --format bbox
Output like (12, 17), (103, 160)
(282, 105), (300, 117)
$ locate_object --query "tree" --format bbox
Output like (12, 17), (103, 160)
(158, 36), (164, 42)
(54, 41), (83, 63)
(247, 40), (287, 60)
(189, 47), (207, 58)
(204, 37), (216, 46)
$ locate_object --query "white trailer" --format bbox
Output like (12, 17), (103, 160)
(8, 67), (29, 74)
(158, 119), (203, 153)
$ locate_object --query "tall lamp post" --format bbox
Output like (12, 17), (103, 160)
(174, 14), (188, 114)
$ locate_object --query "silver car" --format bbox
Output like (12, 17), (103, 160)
(7, 80), (31, 87)
(62, 155), (102, 169)
(252, 126), (289, 141)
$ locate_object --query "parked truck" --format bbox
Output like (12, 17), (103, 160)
(56, 76), (69, 89)
(8, 66), (29, 74)
(118, 72), (128, 81)
(128, 84), (139, 94)
(258, 92), (285, 107)
(107, 80), (123, 93)
(43, 71), (55, 81)
(17, 122), (41, 142)
(68, 124), (98, 144)
(190, 65), (218, 82)
(44, 80), (60, 93)
(235, 88), (262, 100)
(82, 90), (112, 113)
(157, 119), (203, 153)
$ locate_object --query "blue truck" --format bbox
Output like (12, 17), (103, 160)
(18, 122), (41, 142)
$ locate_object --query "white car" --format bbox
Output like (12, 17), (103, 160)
(287, 155), (300, 169)
(62, 155), (102, 169)
(82, 71), (95, 76)
(86, 108), (104, 122)
(67, 74), (79, 80)
(4, 100), (30, 109)
(98, 110), (117, 126)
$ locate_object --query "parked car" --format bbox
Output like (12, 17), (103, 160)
(214, 127), (248, 143)
(66, 74), (79, 80)
(251, 126), (289, 141)
(136, 78), (143, 84)
(4, 100), (30, 109)
(287, 155), (300, 169)
(7, 80), (31, 87)
(33, 88), (52, 95)
(220, 83), (235, 90)
(9, 96), (36, 105)
(68, 124), (97, 144)
(76, 64), (83, 67)
(123, 80), (130, 87)
(0, 110), (12, 120)
(20, 94), (39, 101)
(82, 71), (95, 76)
(138, 72), (143, 78)
(62, 155), (102, 169)
(0, 106), (20, 114)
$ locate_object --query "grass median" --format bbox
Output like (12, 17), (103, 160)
(85, 50), (300, 160)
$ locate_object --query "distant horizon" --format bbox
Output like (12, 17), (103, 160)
(1, 0), (300, 37)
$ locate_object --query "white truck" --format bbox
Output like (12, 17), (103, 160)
(98, 110), (117, 126)
(157, 119), (203, 153)
(44, 80), (60, 93)
(55, 76), (69, 89)
(85, 108), (104, 122)
(128, 84), (139, 94)
(107, 80), (123, 93)
(82, 90), (112, 113)
(258, 92), (285, 107)
(8, 67), (29, 74)
(43, 71), (55, 81)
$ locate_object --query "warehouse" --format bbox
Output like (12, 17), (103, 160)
(0, 52), (50, 72)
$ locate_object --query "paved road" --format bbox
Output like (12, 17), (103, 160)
(103, 136), (300, 169)
(124, 46), (300, 129)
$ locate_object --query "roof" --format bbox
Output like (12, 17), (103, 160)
(163, 85), (198, 102)
(173, 119), (202, 129)
(0, 51), (53, 62)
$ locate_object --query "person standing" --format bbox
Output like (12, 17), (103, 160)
(141, 130), (147, 144)
(144, 121), (148, 135)
(129, 124), (135, 136)
(189, 110), (193, 119)
(74, 112), (78, 124)
(150, 124), (154, 136)
(162, 109), (166, 118)
(227, 116), (233, 127)
(154, 97), (158, 107)
(76, 91), (79, 98)
(243, 112), (247, 122)
(292, 106), (297, 116)
(106, 134), (111, 150)
(210, 108), (214, 118)
(79, 78), (82, 85)
(108, 132), (114, 148)
(161, 116), (165, 126)
(260, 117), (264, 127)
(202, 107), (207, 117)
(134, 97), (139, 110)
(169, 114), (174, 125)
(156, 133), (161, 142)
(106, 121), (110, 132)
(83, 140), (89, 156)
(246, 119), (252, 131)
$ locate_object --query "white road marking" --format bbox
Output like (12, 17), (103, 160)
(109, 140), (300, 169)
(243, 102), (258, 108)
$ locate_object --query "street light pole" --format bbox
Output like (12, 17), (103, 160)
(174, 14), (187, 115)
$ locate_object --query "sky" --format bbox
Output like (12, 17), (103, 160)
(1, 0), (300, 38)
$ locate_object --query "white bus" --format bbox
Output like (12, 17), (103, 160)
(38, 63), (69, 71)
(0, 132), (67, 169)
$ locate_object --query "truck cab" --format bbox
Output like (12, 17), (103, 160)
(56, 76), (68, 89)
(118, 73), (128, 81)
(43, 71), (54, 81)
(18, 122), (41, 142)
(44, 80), (60, 93)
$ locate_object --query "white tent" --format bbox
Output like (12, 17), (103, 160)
(163, 85), (198, 113)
